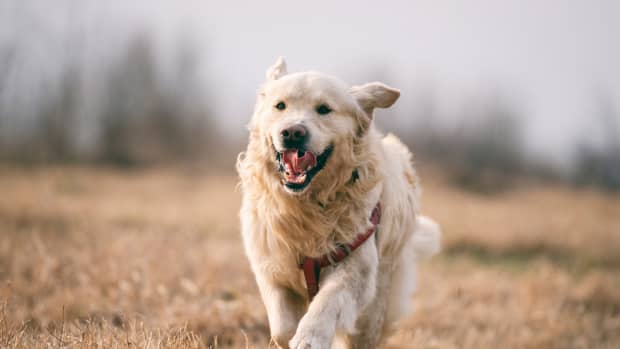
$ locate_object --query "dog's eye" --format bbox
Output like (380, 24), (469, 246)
(275, 101), (286, 110)
(316, 104), (332, 115)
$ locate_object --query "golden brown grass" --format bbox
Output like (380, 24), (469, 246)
(0, 165), (618, 348)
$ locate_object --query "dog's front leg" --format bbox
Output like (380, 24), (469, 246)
(290, 242), (378, 349)
(255, 274), (306, 349)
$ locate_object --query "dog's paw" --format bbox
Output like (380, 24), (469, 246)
(289, 328), (330, 349)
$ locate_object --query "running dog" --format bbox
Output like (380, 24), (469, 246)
(237, 58), (440, 349)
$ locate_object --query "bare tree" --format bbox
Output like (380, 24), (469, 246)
(405, 89), (525, 193)
(573, 93), (620, 191)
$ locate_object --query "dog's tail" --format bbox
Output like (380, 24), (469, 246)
(411, 215), (441, 259)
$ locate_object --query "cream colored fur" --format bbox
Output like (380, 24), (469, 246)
(237, 57), (440, 349)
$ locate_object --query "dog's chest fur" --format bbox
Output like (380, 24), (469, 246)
(242, 185), (379, 290)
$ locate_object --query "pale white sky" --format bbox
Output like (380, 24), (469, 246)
(1, 0), (619, 164)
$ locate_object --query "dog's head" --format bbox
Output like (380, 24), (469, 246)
(247, 57), (400, 195)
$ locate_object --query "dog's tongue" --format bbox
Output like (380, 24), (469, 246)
(282, 150), (317, 174)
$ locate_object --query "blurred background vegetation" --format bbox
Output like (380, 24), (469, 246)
(0, 32), (215, 166)
(1, 1), (618, 194)
(1, 2), (619, 348)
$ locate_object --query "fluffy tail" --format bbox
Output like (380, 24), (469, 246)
(411, 215), (441, 259)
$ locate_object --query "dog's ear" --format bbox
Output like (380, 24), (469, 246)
(265, 56), (288, 81)
(350, 82), (400, 116)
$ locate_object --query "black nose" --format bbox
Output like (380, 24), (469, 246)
(280, 124), (308, 148)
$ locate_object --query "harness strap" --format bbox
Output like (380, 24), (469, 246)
(299, 202), (381, 301)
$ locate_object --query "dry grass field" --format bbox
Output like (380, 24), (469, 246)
(0, 165), (619, 348)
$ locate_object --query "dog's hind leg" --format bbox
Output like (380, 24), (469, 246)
(347, 262), (393, 349)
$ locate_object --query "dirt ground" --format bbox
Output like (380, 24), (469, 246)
(0, 166), (619, 348)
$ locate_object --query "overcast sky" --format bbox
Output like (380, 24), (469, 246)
(1, 0), (619, 163)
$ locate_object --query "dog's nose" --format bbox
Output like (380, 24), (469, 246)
(280, 124), (308, 147)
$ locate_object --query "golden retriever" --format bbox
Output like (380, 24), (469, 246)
(237, 57), (440, 349)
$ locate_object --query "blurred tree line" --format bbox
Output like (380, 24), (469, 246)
(572, 94), (620, 191)
(0, 32), (216, 166)
(0, 32), (618, 192)
(403, 90), (525, 193)
(400, 88), (620, 193)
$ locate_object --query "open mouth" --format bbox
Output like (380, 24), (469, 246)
(275, 145), (333, 192)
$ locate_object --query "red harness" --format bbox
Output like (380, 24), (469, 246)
(299, 203), (382, 301)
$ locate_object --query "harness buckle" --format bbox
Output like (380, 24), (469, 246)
(326, 253), (337, 266)
(342, 244), (352, 256)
